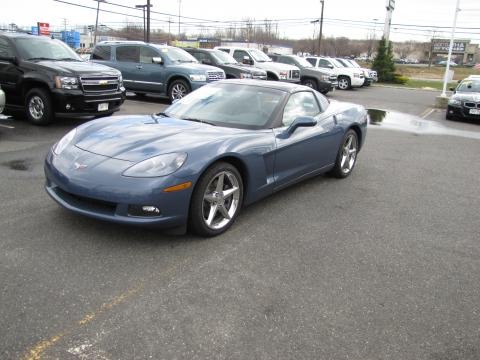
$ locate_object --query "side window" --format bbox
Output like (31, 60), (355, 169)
(282, 92), (321, 127)
(233, 50), (250, 63)
(92, 46), (111, 60)
(217, 48), (229, 54)
(306, 58), (316, 66)
(140, 46), (159, 64)
(319, 59), (331, 68)
(116, 46), (140, 62)
(0, 38), (14, 57)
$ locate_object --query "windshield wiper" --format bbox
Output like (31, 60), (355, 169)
(57, 57), (82, 62)
(27, 57), (55, 61)
(181, 117), (216, 126)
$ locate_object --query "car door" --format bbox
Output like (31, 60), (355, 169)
(273, 91), (339, 190)
(114, 45), (141, 91)
(0, 37), (22, 105)
(133, 45), (166, 94)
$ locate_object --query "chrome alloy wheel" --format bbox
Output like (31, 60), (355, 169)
(171, 83), (188, 100)
(202, 170), (240, 230)
(28, 95), (45, 120)
(340, 133), (358, 174)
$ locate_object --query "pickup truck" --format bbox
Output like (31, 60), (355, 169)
(0, 32), (126, 125)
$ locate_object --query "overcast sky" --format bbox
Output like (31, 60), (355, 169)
(1, 0), (479, 43)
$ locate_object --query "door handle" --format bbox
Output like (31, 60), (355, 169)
(136, 65), (143, 69)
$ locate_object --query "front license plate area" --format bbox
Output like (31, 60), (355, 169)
(469, 108), (480, 115)
(98, 103), (109, 112)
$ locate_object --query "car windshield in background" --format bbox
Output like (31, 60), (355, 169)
(457, 80), (480, 92)
(154, 46), (198, 63)
(250, 49), (272, 62)
(164, 83), (286, 129)
(348, 60), (361, 68)
(211, 50), (237, 64)
(293, 56), (313, 68)
(330, 58), (345, 68)
(15, 38), (82, 61)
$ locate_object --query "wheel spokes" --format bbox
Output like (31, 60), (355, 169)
(222, 186), (238, 199)
(206, 204), (218, 226)
(216, 173), (225, 192)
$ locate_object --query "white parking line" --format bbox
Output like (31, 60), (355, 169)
(0, 123), (14, 129)
(420, 108), (435, 119)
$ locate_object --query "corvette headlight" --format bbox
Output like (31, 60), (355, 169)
(189, 74), (207, 82)
(55, 76), (79, 90)
(53, 128), (76, 155)
(123, 153), (187, 177)
(448, 99), (461, 106)
(240, 72), (252, 79)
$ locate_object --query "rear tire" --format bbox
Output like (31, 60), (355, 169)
(189, 162), (243, 237)
(337, 76), (351, 90)
(25, 88), (53, 125)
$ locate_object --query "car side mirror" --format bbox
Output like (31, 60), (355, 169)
(285, 116), (317, 136)
(201, 59), (212, 65)
(328, 64), (334, 69)
(152, 57), (163, 65)
(449, 87), (455, 91)
(243, 56), (253, 65)
(0, 55), (17, 64)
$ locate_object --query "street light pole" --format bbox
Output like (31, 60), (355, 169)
(441, 0), (461, 98)
(178, 0), (181, 38)
(318, 0), (324, 56)
(93, 0), (106, 45)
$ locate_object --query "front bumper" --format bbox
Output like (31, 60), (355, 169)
(52, 87), (126, 117)
(351, 76), (365, 87)
(447, 105), (480, 121)
(44, 149), (193, 229)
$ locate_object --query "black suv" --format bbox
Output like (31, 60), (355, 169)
(184, 48), (267, 80)
(0, 32), (125, 125)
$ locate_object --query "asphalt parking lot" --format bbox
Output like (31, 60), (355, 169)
(1, 86), (480, 360)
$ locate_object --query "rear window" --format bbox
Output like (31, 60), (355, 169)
(92, 46), (111, 60)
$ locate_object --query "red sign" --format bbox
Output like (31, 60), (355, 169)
(37, 22), (50, 36)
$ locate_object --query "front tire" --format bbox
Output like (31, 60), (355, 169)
(168, 79), (190, 102)
(189, 162), (243, 237)
(301, 78), (318, 90)
(329, 129), (359, 178)
(25, 88), (53, 125)
(337, 76), (351, 90)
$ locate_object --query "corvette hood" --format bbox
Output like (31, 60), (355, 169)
(74, 115), (243, 162)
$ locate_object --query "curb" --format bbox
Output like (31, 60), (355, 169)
(371, 84), (449, 92)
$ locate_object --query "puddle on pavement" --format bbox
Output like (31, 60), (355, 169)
(3, 159), (30, 171)
(367, 109), (480, 140)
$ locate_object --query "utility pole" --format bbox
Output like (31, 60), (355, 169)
(178, 0), (181, 38)
(93, 0), (105, 45)
(318, 0), (324, 56)
(135, 4), (152, 42)
(146, 0), (151, 43)
(383, 0), (395, 45)
(310, 20), (318, 55)
(168, 17), (171, 44)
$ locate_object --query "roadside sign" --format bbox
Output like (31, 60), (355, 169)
(386, 0), (395, 10)
(37, 22), (50, 36)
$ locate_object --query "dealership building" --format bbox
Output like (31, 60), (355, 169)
(429, 39), (480, 64)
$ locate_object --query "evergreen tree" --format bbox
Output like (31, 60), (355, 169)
(373, 37), (396, 82)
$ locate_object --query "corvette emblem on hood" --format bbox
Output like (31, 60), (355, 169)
(74, 162), (88, 170)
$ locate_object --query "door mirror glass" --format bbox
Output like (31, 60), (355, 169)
(201, 59), (212, 65)
(243, 56), (253, 65)
(152, 57), (163, 64)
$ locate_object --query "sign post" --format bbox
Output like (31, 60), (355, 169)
(441, 0), (461, 98)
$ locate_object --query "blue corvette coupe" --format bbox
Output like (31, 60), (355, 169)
(45, 80), (367, 236)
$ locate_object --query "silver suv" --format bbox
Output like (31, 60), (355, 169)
(215, 46), (300, 83)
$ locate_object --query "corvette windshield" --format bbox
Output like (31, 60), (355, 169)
(164, 83), (286, 129)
